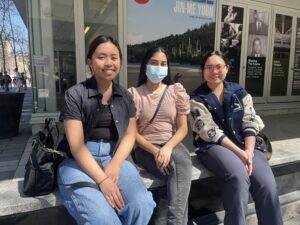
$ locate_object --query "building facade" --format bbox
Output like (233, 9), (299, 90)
(0, 40), (29, 77)
(14, 0), (300, 119)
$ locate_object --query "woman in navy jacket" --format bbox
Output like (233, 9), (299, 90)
(189, 50), (283, 225)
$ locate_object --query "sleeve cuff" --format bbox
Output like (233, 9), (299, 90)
(217, 134), (226, 144)
(243, 128), (257, 137)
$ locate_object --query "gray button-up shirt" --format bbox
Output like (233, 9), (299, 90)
(60, 76), (135, 144)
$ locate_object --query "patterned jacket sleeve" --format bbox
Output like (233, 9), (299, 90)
(189, 99), (226, 143)
(242, 94), (265, 136)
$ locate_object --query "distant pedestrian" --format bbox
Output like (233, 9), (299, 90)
(3, 72), (12, 91)
(14, 68), (22, 92)
(0, 72), (4, 89)
(21, 72), (27, 90)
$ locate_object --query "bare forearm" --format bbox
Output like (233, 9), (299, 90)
(112, 133), (135, 164)
(164, 114), (188, 150)
(244, 136), (256, 152)
(221, 136), (244, 156)
(164, 126), (187, 150)
(111, 118), (137, 164)
(135, 133), (159, 155)
(65, 120), (107, 185)
(72, 146), (107, 184)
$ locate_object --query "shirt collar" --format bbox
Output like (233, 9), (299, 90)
(86, 76), (123, 98)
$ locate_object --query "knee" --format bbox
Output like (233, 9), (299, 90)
(224, 169), (250, 192)
(255, 180), (279, 200)
(87, 214), (116, 225)
(125, 191), (156, 220)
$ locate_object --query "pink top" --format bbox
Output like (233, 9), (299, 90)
(128, 83), (190, 144)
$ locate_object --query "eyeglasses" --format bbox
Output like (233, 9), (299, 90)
(204, 64), (227, 72)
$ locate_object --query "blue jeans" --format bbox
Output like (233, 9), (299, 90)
(57, 140), (156, 225)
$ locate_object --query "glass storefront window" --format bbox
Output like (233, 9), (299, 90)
(292, 17), (300, 96)
(127, 0), (216, 94)
(30, 0), (76, 112)
(127, 0), (216, 151)
(83, 0), (118, 77)
(270, 14), (292, 96)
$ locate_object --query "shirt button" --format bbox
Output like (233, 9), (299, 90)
(115, 120), (119, 123)
(111, 105), (114, 108)
(229, 117), (232, 120)
(233, 131), (236, 134)
(97, 108), (100, 111)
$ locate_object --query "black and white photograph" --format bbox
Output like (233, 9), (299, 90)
(249, 9), (269, 35)
(248, 36), (267, 57)
(274, 14), (292, 48)
(220, 4), (244, 83)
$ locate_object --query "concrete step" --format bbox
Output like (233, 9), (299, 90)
(189, 190), (300, 225)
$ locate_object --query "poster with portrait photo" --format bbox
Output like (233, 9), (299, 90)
(247, 35), (267, 57)
(248, 9), (269, 36)
(220, 5), (243, 83)
(245, 10), (269, 97)
(245, 35), (267, 96)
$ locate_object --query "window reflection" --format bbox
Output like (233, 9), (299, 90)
(52, 0), (77, 110)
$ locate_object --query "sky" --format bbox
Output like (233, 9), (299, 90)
(10, 2), (28, 52)
(127, 0), (216, 45)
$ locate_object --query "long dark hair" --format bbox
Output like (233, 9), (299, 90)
(201, 50), (229, 73)
(86, 35), (122, 73)
(137, 46), (173, 87)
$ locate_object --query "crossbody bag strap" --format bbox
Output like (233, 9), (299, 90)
(62, 181), (99, 190)
(148, 85), (169, 124)
(140, 85), (169, 134)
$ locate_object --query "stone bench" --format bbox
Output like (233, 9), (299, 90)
(0, 154), (210, 217)
(1, 136), (300, 223)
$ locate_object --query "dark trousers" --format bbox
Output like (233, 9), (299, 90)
(134, 143), (192, 225)
(198, 145), (283, 225)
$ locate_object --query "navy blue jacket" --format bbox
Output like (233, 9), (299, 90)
(190, 81), (264, 153)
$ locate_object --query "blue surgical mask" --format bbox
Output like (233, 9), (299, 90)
(145, 65), (168, 83)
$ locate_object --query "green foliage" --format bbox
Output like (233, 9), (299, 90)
(128, 22), (215, 65)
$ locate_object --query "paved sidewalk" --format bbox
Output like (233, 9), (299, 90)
(285, 213), (300, 225)
(0, 87), (32, 180)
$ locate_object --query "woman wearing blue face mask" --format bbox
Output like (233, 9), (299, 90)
(128, 46), (192, 225)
